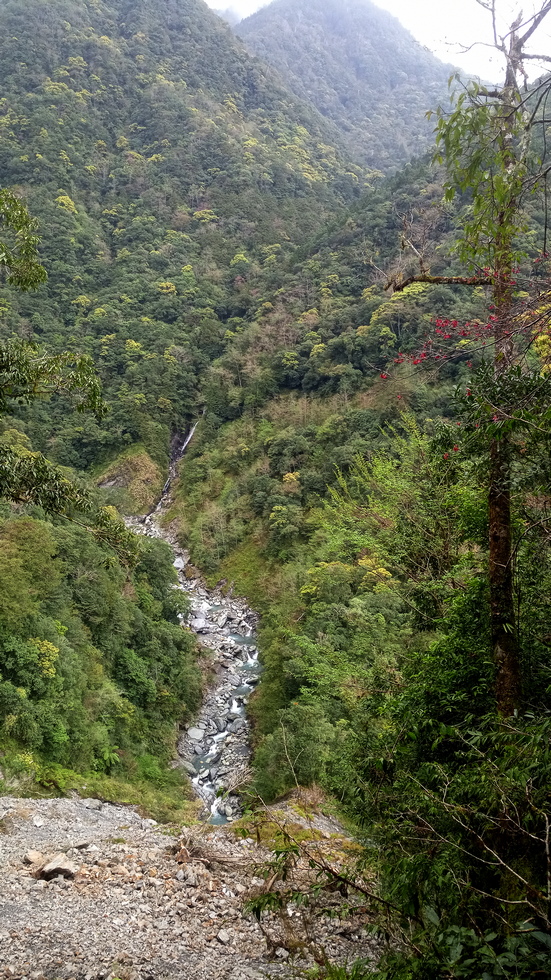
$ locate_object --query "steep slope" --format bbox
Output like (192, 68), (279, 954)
(236, 0), (455, 170)
(0, 0), (369, 475)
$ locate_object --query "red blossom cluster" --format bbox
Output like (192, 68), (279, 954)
(383, 308), (547, 374)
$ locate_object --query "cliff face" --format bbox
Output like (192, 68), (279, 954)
(237, 0), (455, 169)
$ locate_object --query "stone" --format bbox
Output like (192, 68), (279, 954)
(275, 947), (290, 960)
(190, 618), (208, 632)
(39, 853), (79, 880)
(83, 799), (102, 810)
(228, 719), (246, 734)
(0, 814), (15, 834)
(23, 851), (44, 866)
(216, 929), (231, 945)
(180, 760), (197, 777)
(187, 728), (205, 741)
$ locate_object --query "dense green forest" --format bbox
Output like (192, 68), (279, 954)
(0, 0), (371, 500)
(236, 0), (454, 169)
(1, 0), (551, 977)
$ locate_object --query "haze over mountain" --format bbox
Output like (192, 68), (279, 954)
(236, 0), (455, 169)
(213, 5), (243, 24)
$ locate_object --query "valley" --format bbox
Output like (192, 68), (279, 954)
(1, 1), (551, 978)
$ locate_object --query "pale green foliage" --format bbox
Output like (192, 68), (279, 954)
(0, 190), (47, 290)
(433, 79), (531, 270)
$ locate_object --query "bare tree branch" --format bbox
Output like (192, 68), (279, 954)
(386, 274), (493, 293)
(519, 0), (551, 46)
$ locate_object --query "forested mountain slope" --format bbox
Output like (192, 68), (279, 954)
(0, 0), (372, 488)
(2, 0), (551, 975)
(236, 0), (455, 170)
(0, 0), (375, 813)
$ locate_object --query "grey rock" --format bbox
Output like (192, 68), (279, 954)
(180, 760), (198, 777)
(190, 618), (208, 632)
(83, 798), (103, 810)
(187, 728), (205, 741)
(229, 719), (246, 734)
(217, 929), (231, 945)
(39, 853), (79, 880)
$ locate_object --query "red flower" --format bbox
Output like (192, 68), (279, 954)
(380, 372), (388, 379)
(443, 452), (449, 459)
(452, 445), (459, 452)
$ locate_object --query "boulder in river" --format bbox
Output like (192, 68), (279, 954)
(188, 728), (205, 741)
(190, 618), (209, 632)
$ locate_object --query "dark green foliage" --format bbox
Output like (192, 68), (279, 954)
(237, 0), (454, 170)
(1, 0), (550, 972)
(0, 336), (137, 561)
(0, 0), (370, 470)
(0, 190), (47, 290)
(179, 412), (551, 976)
(0, 510), (199, 775)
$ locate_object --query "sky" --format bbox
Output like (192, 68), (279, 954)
(206, 0), (551, 82)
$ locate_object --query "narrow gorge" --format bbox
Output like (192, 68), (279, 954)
(129, 428), (260, 824)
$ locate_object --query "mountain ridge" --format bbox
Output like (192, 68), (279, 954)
(236, 0), (456, 170)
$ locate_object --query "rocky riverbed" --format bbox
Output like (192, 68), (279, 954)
(0, 435), (384, 978)
(131, 510), (258, 824)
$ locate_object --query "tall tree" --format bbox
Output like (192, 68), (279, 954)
(391, 1), (551, 715)
(0, 192), (136, 562)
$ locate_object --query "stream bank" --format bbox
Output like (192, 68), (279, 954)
(128, 428), (260, 823)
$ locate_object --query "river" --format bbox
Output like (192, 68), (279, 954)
(127, 425), (260, 824)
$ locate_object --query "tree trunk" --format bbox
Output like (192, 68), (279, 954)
(489, 436), (521, 714)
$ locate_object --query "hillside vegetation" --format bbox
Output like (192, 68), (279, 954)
(237, 0), (455, 170)
(1, 0), (551, 977)
(0, 0), (371, 476)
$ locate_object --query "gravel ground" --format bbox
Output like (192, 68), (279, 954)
(0, 796), (381, 980)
